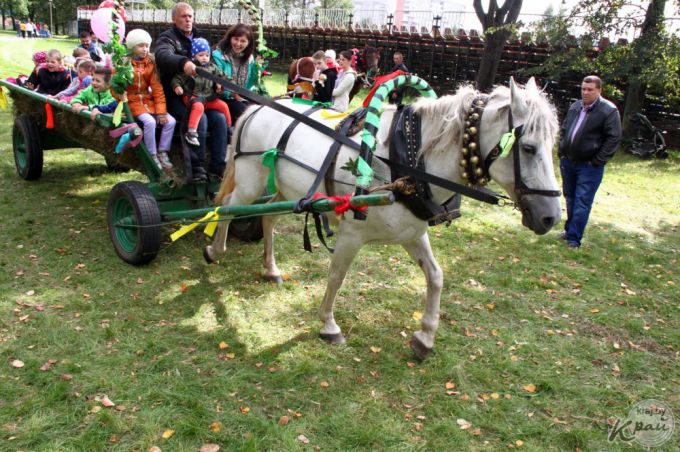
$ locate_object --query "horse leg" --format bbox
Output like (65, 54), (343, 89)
(402, 233), (443, 361)
(262, 214), (283, 283)
(203, 193), (233, 264)
(318, 231), (364, 345)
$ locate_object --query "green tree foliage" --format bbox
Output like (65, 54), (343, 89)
(526, 0), (680, 134)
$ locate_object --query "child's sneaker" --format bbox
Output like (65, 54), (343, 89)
(151, 154), (162, 170)
(157, 152), (173, 169)
(185, 131), (200, 146)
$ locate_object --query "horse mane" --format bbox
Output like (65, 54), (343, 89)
(413, 83), (558, 157)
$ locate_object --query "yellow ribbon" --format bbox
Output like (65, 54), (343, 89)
(320, 109), (350, 119)
(0, 88), (8, 110)
(170, 207), (221, 241)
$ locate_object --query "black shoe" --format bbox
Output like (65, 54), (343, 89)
(208, 172), (223, 183)
(191, 166), (207, 182)
(556, 232), (567, 241)
(567, 242), (580, 249)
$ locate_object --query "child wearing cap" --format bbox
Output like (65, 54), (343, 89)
(171, 37), (231, 146)
(123, 29), (176, 170)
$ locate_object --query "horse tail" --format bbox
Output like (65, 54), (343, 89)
(214, 103), (259, 205)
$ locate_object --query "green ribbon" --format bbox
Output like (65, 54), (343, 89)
(499, 128), (516, 158)
(262, 148), (279, 193)
(354, 157), (374, 189)
(292, 97), (332, 108)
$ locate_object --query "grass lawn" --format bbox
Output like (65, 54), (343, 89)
(1, 35), (679, 451)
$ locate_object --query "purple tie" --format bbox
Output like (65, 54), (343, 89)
(569, 106), (589, 142)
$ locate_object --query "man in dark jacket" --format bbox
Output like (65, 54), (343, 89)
(154, 2), (228, 180)
(558, 75), (621, 249)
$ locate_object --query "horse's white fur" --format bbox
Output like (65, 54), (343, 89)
(206, 78), (560, 356)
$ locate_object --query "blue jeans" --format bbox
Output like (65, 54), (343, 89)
(167, 93), (228, 176)
(560, 158), (605, 247)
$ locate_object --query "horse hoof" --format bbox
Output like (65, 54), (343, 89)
(264, 274), (283, 284)
(320, 332), (346, 345)
(203, 247), (216, 264)
(410, 337), (432, 361)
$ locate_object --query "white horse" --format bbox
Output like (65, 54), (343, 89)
(205, 77), (561, 359)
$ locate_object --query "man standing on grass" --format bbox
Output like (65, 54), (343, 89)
(557, 75), (621, 249)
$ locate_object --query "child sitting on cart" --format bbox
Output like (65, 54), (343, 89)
(25, 49), (71, 95)
(70, 67), (118, 121)
(123, 29), (176, 170)
(171, 38), (231, 147)
(50, 59), (95, 103)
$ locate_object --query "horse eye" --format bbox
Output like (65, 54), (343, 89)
(523, 144), (537, 155)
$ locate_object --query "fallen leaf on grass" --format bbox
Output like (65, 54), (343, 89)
(40, 359), (57, 371)
(180, 283), (188, 293)
(95, 394), (116, 407)
(161, 429), (175, 439)
(90, 406), (102, 413)
(445, 381), (456, 390)
(491, 393), (500, 400)
(149, 447), (162, 452)
(463, 327), (475, 337)
(210, 422), (222, 432)
(370, 346), (381, 353)
(320, 381), (330, 388)
(522, 384), (536, 393)
(457, 419), (472, 429)
(515, 440), (524, 447)
(218, 341), (229, 350)
(279, 415), (290, 425)
(590, 308), (600, 313)
(412, 311), (423, 321)
(136, 278), (144, 284)
(200, 444), (220, 452)
(297, 434), (310, 444)
(472, 428), (483, 436)
(406, 361), (416, 368)
(25, 290), (35, 296)
(10, 360), (24, 368)
(110, 434), (120, 442)
(61, 373), (73, 381)
(240, 406), (250, 414)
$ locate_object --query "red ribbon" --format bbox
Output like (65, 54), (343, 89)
(312, 193), (368, 216)
(362, 70), (407, 108)
(45, 103), (54, 129)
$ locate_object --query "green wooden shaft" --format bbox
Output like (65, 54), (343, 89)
(162, 193), (395, 221)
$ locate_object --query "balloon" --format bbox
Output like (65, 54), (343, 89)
(98, 1), (126, 22)
(90, 7), (125, 43)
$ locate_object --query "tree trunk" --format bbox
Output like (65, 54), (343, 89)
(621, 0), (666, 137)
(476, 31), (509, 92)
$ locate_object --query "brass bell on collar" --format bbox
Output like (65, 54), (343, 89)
(465, 121), (471, 127)
(470, 155), (479, 164)
(463, 133), (469, 142)
(460, 159), (467, 167)
(461, 147), (469, 156)
(478, 177), (487, 185)
(471, 113), (480, 121)
(475, 168), (483, 176)
(462, 171), (469, 179)
(468, 108), (475, 115)
(468, 126), (477, 135)
(469, 142), (477, 151)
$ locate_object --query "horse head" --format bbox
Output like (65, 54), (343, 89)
(478, 77), (561, 234)
(287, 57), (316, 98)
(361, 46), (381, 77)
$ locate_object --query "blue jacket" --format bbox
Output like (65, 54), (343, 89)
(211, 48), (258, 98)
(558, 97), (621, 166)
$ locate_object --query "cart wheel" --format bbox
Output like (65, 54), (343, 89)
(12, 114), (43, 180)
(107, 181), (161, 265)
(229, 217), (264, 242)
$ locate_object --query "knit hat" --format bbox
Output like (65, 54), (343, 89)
(125, 29), (152, 50)
(324, 49), (336, 61)
(32, 51), (47, 64)
(191, 38), (211, 58)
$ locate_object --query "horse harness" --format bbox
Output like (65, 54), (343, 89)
(459, 96), (561, 200)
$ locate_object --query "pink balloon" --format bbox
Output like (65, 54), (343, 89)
(90, 7), (125, 43)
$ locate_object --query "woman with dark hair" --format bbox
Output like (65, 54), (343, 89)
(212, 24), (258, 123)
(331, 50), (357, 112)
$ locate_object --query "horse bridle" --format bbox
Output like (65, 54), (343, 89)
(461, 96), (561, 199)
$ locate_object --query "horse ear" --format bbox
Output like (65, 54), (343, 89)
(509, 77), (527, 115)
(525, 77), (538, 92)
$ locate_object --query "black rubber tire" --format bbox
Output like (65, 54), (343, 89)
(107, 181), (162, 265)
(229, 217), (264, 242)
(12, 114), (43, 180)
